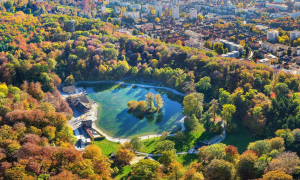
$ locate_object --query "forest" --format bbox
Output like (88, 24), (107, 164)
(0, 10), (300, 179)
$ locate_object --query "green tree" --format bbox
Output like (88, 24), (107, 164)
(221, 104), (236, 125)
(182, 168), (204, 180)
(174, 132), (186, 142)
(160, 131), (169, 140)
(145, 92), (155, 110)
(275, 83), (289, 96)
(275, 129), (295, 146)
(155, 140), (175, 154)
(204, 41), (212, 49)
(247, 140), (271, 156)
(230, 36), (236, 42)
(262, 170), (293, 180)
(253, 50), (259, 60)
(158, 151), (178, 168)
(131, 159), (160, 179)
(201, 111), (212, 133)
(4, 0), (14, 9)
(196, 77), (211, 95)
(264, 85), (272, 96)
(131, 67), (139, 76)
(236, 151), (258, 180)
(155, 94), (163, 111)
(204, 159), (236, 180)
(169, 162), (185, 180)
(42, 126), (56, 141)
(197, 143), (226, 162)
(213, 42), (224, 55)
(65, 75), (75, 85)
(116, 148), (135, 165)
(132, 29), (138, 35)
(130, 136), (143, 151)
(183, 93), (204, 117)
(209, 99), (220, 122)
(185, 114), (200, 132)
(37, 102), (55, 114)
(224, 48), (228, 54)
(219, 88), (231, 106)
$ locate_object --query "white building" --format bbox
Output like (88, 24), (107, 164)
(190, 8), (197, 20)
(217, 39), (244, 55)
(120, 2), (130, 7)
(124, 12), (140, 22)
(131, 4), (141, 10)
(185, 37), (205, 48)
(290, 11), (300, 19)
(228, 4), (235, 9)
(101, 5), (106, 13)
(172, 6), (179, 19)
(266, 3), (288, 11)
(290, 30), (300, 41)
(295, 2), (300, 8)
(115, 6), (120, 13)
(142, 5), (150, 13)
(155, 4), (163, 17)
(258, 58), (271, 66)
(185, 30), (202, 39)
(255, 25), (269, 32)
(267, 30), (279, 42)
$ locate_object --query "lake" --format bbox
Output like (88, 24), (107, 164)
(76, 83), (184, 138)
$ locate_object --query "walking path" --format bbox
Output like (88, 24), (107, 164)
(66, 78), (226, 155)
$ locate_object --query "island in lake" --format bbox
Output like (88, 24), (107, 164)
(127, 92), (164, 119)
(76, 83), (184, 138)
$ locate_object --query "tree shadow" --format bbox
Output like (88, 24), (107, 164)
(155, 112), (164, 124)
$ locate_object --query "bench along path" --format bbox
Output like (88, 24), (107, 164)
(71, 78), (225, 156)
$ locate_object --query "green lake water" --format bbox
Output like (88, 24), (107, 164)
(77, 83), (184, 138)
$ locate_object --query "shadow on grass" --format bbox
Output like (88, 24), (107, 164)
(174, 129), (213, 152)
(94, 139), (120, 157)
(222, 117), (259, 153)
(152, 154), (198, 167)
(111, 164), (132, 180)
(141, 125), (213, 154)
(178, 154), (198, 167)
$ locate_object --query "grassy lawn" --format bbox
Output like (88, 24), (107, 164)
(140, 124), (213, 153)
(94, 139), (120, 157)
(107, 8), (113, 13)
(57, 5), (81, 10)
(222, 118), (259, 153)
(177, 154), (198, 167)
(152, 154), (198, 167)
(112, 165), (132, 180)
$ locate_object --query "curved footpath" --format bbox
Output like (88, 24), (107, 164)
(69, 77), (225, 156)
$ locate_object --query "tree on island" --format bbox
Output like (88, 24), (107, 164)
(145, 92), (155, 110)
(127, 92), (164, 115)
(155, 94), (164, 111)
